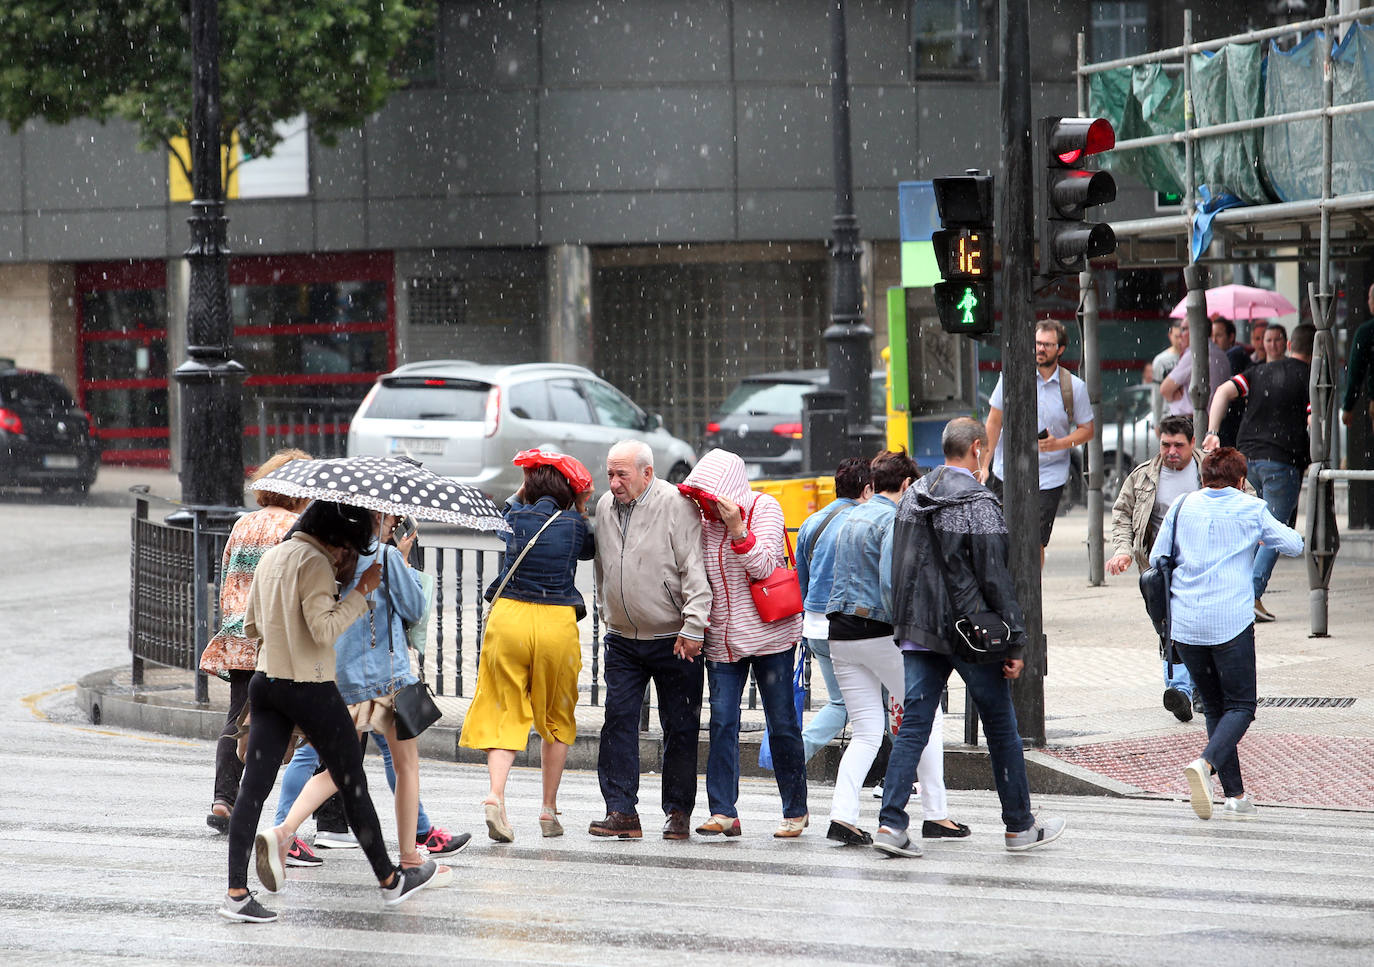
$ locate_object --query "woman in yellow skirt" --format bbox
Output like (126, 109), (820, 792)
(460, 450), (594, 842)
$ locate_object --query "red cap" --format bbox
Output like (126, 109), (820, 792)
(512, 447), (593, 493)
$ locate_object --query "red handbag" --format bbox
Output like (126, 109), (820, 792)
(745, 504), (804, 622)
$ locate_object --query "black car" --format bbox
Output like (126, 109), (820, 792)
(0, 367), (101, 496)
(704, 369), (885, 478)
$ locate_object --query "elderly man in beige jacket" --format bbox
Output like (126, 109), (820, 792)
(589, 439), (712, 841)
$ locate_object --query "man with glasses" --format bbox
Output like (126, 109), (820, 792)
(1106, 415), (1252, 722)
(979, 319), (1094, 567)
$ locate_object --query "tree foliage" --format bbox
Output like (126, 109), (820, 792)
(0, 1), (432, 172)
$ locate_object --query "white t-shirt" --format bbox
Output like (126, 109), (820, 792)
(1166, 342), (1233, 417)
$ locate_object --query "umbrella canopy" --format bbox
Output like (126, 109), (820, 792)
(1169, 284), (1298, 321)
(251, 455), (510, 532)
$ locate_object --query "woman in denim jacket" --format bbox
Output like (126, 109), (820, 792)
(460, 454), (595, 842)
(269, 512), (463, 885)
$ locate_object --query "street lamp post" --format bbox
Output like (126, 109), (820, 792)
(824, 0), (883, 458)
(174, 0), (245, 513)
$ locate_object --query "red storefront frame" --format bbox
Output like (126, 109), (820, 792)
(75, 252), (395, 466)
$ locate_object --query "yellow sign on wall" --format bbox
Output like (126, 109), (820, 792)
(168, 116), (310, 202)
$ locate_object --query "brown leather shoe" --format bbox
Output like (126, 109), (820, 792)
(662, 810), (690, 840)
(588, 811), (642, 839)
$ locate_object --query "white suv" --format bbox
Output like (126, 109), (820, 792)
(347, 360), (696, 499)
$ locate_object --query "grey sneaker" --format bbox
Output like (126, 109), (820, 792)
(1184, 758), (1214, 820)
(313, 829), (359, 849)
(871, 827), (922, 858)
(217, 890), (277, 923)
(381, 860), (436, 907)
(1220, 795), (1258, 820)
(1005, 816), (1066, 851)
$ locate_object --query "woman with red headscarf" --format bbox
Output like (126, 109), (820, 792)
(459, 450), (595, 842)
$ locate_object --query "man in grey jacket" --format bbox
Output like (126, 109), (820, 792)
(590, 440), (713, 841)
(873, 418), (1065, 858)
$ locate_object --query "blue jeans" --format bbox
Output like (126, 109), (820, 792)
(801, 637), (848, 762)
(1247, 458), (1301, 599)
(879, 651), (1034, 834)
(1163, 655), (1196, 697)
(274, 733), (433, 836)
(1175, 626), (1257, 800)
(705, 648), (808, 819)
(598, 633), (704, 816)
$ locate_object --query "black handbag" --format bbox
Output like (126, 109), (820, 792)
(381, 554), (442, 740)
(1139, 493), (1190, 642)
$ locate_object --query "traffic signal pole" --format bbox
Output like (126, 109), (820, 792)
(999, 0), (1046, 745)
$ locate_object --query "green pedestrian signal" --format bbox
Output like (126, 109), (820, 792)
(934, 281), (993, 335)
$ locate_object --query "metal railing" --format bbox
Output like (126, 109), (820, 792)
(129, 496), (234, 703)
(252, 397), (355, 463)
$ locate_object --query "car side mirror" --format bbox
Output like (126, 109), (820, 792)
(645, 412), (664, 432)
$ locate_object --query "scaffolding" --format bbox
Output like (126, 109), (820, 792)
(1073, 3), (1374, 635)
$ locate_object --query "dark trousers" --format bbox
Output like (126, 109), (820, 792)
(211, 669), (254, 808)
(227, 673), (394, 890)
(1175, 626), (1257, 800)
(598, 632), (705, 817)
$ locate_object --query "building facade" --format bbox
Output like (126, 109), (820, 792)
(0, 0), (1252, 466)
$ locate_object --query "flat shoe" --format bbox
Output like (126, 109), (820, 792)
(826, 820), (872, 845)
(485, 801), (514, 843)
(774, 814), (809, 838)
(539, 809), (564, 838)
(921, 819), (972, 839)
(695, 814), (741, 837)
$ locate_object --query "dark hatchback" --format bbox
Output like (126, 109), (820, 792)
(0, 368), (101, 496)
(703, 369), (885, 478)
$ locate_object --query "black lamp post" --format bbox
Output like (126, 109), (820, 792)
(824, 0), (883, 457)
(173, 0), (245, 514)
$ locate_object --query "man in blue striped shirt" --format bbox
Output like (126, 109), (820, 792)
(1149, 447), (1303, 821)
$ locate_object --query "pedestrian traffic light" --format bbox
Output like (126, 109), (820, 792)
(1038, 116), (1117, 276)
(931, 172), (995, 336)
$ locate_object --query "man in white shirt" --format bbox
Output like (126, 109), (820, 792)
(980, 319), (1094, 568)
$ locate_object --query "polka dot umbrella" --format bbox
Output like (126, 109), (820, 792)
(250, 455), (510, 532)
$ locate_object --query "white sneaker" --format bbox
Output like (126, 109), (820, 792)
(314, 829), (359, 849)
(1184, 758), (1214, 820)
(1004, 817), (1066, 851)
(1220, 795), (1258, 820)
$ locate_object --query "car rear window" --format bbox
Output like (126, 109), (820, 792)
(0, 373), (75, 409)
(717, 380), (815, 417)
(362, 376), (490, 421)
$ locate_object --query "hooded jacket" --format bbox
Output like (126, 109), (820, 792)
(885, 465), (1025, 658)
(681, 449), (802, 661)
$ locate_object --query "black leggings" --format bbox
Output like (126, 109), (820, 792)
(212, 669), (254, 808)
(227, 673), (395, 890)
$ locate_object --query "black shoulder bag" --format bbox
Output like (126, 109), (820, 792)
(1139, 493), (1190, 668)
(381, 551), (443, 741)
(921, 469), (1012, 665)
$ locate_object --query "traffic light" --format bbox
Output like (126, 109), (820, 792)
(931, 172), (995, 336)
(1038, 116), (1117, 276)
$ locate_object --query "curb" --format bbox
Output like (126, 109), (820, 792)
(74, 666), (1139, 799)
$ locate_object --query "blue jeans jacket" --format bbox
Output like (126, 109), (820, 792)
(334, 544), (425, 706)
(825, 494), (898, 625)
(796, 498), (860, 615)
(486, 496), (594, 611)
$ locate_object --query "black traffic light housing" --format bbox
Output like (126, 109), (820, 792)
(931, 172), (995, 336)
(1038, 116), (1117, 276)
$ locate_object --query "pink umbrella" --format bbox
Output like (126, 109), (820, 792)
(1169, 283), (1298, 320)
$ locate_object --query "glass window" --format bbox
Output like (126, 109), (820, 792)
(508, 380), (552, 421)
(914, 0), (982, 75)
(231, 280), (387, 328)
(1091, 1), (1149, 62)
(583, 379), (644, 429)
(81, 289), (167, 334)
(364, 378), (491, 421)
(716, 380), (816, 418)
(0, 374), (75, 408)
(546, 379), (594, 425)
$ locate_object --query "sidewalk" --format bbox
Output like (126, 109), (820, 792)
(80, 467), (1374, 810)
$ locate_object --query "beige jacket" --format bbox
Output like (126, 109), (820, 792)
(1111, 451), (1254, 571)
(594, 476), (712, 641)
(243, 533), (370, 683)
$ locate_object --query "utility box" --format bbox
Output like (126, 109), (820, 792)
(801, 389), (848, 475)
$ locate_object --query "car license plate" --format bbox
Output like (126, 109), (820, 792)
(390, 437), (444, 455)
(43, 454), (79, 469)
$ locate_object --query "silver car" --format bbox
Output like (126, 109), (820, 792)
(346, 360), (696, 499)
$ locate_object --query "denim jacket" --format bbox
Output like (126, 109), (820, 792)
(824, 494), (898, 625)
(334, 543), (425, 706)
(485, 495), (595, 611)
(796, 497), (860, 615)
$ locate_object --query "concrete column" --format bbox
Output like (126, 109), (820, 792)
(547, 244), (592, 367)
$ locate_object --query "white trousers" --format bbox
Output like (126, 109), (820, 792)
(827, 635), (947, 826)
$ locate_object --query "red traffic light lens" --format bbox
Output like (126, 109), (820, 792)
(1048, 117), (1115, 167)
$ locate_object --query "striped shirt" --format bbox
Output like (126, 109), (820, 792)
(1149, 486), (1303, 646)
